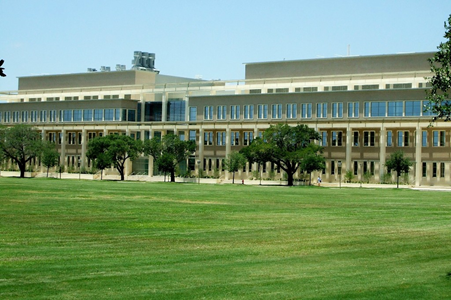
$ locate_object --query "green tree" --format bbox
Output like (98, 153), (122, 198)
(87, 134), (143, 181)
(240, 137), (272, 185)
(0, 125), (43, 178)
(385, 150), (413, 188)
(426, 14), (451, 121)
(143, 134), (195, 182)
(223, 151), (247, 184)
(41, 142), (59, 178)
(243, 124), (322, 186)
(299, 149), (326, 185)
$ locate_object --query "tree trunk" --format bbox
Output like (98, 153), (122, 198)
(232, 171), (235, 184)
(46, 167), (49, 178)
(397, 175), (399, 189)
(120, 172), (125, 181)
(19, 164), (26, 178)
(171, 171), (175, 182)
(287, 171), (294, 186)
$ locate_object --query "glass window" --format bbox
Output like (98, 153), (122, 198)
(422, 162), (427, 177)
(371, 102), (386, 117)
(433, 162), (437, 177)
(204, 106), (213, 120)
(387, 131), (392, 147)
(40, 111), (47, 122)
(94, 109), (103, 121)
(271, 104), (282, 119)
(320, 132), (327, 146)
(287, 104), (297, 119)
(348, 102), (359, 118)
(230, 105), (240, 120)
(243, 132), (253, 146)
(217, 106), (226, 120)
(405, 101), (421, 116)
(189, 107), (197, 121)
(63, 110), (73, 122)
(231, 132), (240, 146)
(422, 131), (427, 147)
(49, 110), (57, 122)
(364, 131), (375, 147)
(204, 132), (213, 146)
(258, 104), (268, 119)
(167, 100), (185, 121)
(440, 162), (445, 178)
(217, 132), (226, 146)
(331, 131), (343, 146)
(332, 103), (343, 118)
(127, 109), (136, 122)
(104, 109), (114, 121)
(387, 101), (403, 117)
(353, 131), (359, 146)
(21, 111), (28, 122)
(73, 110), (82, 122)
(364, 102), (370, 117)
(317, 103), (327, 118)
(433, 130), (446, 147)
(83, 109), (93, 122)
(244, 105), (254, 119)
(301, 103), (312, 119)
(189, 130), (196, 141)
(115, 109), (121, 121)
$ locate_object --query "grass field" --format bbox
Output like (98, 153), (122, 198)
(1, 178), (451, 299)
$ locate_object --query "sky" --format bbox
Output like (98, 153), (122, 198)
(1, 0), (451, 91)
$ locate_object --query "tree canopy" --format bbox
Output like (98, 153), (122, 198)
(86, 134), (142, 180)
(41, 141), (59, 178)
(143, 134), (195, 182)
(385, 150), (413, 188)
(0, 125), (43, 178)
(241, 124), (323, 186)
(426, 14), (451, 121)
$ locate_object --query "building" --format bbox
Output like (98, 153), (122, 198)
(0, 51), (448, 186)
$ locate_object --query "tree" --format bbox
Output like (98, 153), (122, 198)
(385, 150), (413, 188)
(241, 124), (323, 186)
(223, 151), (247, 184)
(143, 134), (195, 182)
(299, 148), (326, 185)
(426, 14), (451, 121)
(0, 125), (43, 178)
(86, 134), (143, 181)
(240, 137), (272, 185)
(41, 142), (59, 178)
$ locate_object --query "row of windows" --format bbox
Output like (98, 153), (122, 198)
(0, 109), (137, 123)
(197, 100), (433, 121)
(25, 94), (131, 102)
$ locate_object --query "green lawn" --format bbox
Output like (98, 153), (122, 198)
(1, 178), (451, 299)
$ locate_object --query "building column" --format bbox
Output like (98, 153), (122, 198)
(60, 129), (66, 171)
(345, 124), (352, 174)
(253, 127), (259, 172)
(184, 96), (189, 121)
(162, 94), (168, 122)
(225, 127), (231, 180)
(379, 127), (386, 183)
(81, 129), (87, 169)
(198, 128), (204, 175)
(415, 125), (422, 187)
(147, 129), (154, 177)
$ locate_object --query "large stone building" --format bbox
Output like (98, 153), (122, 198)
(0, 51), (448, 186)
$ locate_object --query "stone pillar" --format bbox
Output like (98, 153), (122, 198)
(81, 129), (87, 169)
(379, 127), (386, 183)
(345, 125), (352, 175)
(415, 125), (422, 187)
(60, 129), (66, 171)
(162, 94), (168, 122)
(225, 127), (231, 180)
(148, 129), (154, 177)
(198, 128), (204, 175)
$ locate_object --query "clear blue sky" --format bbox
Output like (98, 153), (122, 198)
(1, 0), (451, 91)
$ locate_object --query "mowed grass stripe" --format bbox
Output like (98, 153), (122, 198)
(0, 178), (450, 299)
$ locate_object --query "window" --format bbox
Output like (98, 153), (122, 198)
(320, 132), (327, 146)
(422, 131), (428, 147)
(332, 103), (343, 118)
(217, 132), (226, 146)
(440, 162), (445, 178)
(63, 110), (72, 122)
(4, 111), (10, 123)
(68, 132), (76, 145)
(354, 161), (358, 176)
(40, 111), (47, 122)
(364, 131), (375, 147)
(243, 131), (253, 146)
(433, 162), (437, 177)
(48, 132), (56, 143)
(433, 131), (445, 147)
(422, 162), (427, 177)
(388, 101), (403, 117)
(231, 105), (240, 120)
(386, 131), (392, 147)
(94, 109), (103, 121)
(286, 104), (297, 119)
(331, 131), (343, 146)
(331, 161), (335, 175)
(189, 107), (197, 121)
(204, 106), (213, 120)
(204, 132), (213, 146)
(73, 110), (82, 122)
(127, 110), (136, 122)
(104, 109), (114, 121)
(353, 132), (359, 146)
(423, 100), (435, 116)
(83, 109), (93, 122)
(21, 111), (28, 122)
(405, 101), (422, 116)
(348, 102), (359, 118)
(271, 104), (282, 119)
(115, 109), (121, 121)
(49, 110), (57, 122)
(370, 102), (386, 117)
(301, 103), (312, 119)
(189, 130), (196, 141)
(78, 132), (83, 144)
(244, 105), (254, 119)
(31, 111), (38, 123)
(257, 104), (268, 119)
(316, 103), (327, 118)
(231, 132), (240, 146)
(217, 105), (226, 120)
(397, 131), (409, 147)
